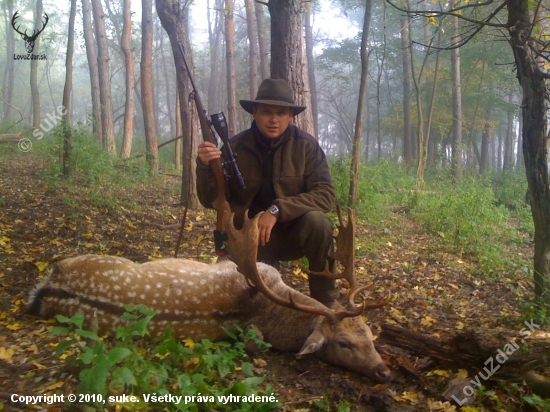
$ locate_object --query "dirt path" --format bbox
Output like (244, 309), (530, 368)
(0, 152), (542, 411)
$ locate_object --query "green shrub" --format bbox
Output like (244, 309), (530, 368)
(50, 305), (279, 411)
(413, 178), (512, 272)
(329, 157), (416, 223)
(492, 171), (529, 211)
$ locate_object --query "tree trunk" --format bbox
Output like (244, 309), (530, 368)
(268, 0), (314, 135)
(30, 0), (43, 133)
(207, 0), (223, 114)
(91, 0), (116, 153)
(304, 1), (319, 137)
(160, 34), (175, 141)
(400, 17), (412, 164)
(255, 1), (270, 81)
(3, 0), (15, 121)
(156, 0), (199, 209)
(349, 0), (371, 207)
(450, 8), (463, 179)
(62, 0), (77, 176)
(418, 32), (441, 179)
(142, 0), (158, 175)
(507, 0), (550, 303)
(175, 88), (181, 171)
(479, 114), (492, 174)
(503, 89), (515, 171)
(245, 0), (259, 100)
(120, 0), (135, 159)
(224, 0), (238, 136)
(81, 0), (103, 143)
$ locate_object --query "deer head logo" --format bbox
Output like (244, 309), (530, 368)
(11, 11), (49, 54)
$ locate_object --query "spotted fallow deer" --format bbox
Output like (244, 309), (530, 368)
(27, 208), (391, 383)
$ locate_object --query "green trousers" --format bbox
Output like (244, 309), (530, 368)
(257, 211), (339, 303)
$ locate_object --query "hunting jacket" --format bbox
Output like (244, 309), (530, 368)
(196, 122), (336, 228)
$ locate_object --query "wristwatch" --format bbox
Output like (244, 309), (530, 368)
(268, 205), (280, 219)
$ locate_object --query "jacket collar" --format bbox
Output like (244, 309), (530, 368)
(245, 121), (293, 151)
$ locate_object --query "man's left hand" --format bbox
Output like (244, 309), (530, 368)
(257, 211), (278, 246)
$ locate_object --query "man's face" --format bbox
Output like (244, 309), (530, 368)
(252, 104), (294, 139)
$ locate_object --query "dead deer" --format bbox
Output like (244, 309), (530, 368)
(27, 208), (391, 383)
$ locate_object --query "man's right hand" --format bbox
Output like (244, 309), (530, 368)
(198, 142), (222, 166)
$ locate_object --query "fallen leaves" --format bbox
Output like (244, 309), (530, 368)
(0, 346), (14, 363)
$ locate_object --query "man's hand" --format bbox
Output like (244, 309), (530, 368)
(257, 211), (278, 246)
(198, 141), (222, 166)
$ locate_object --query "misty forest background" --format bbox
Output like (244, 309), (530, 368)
(1, 1), (550, 312)
(2, 0), (550, 410)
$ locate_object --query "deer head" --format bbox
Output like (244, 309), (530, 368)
(225, 207), (392, 382)
(12, 11), (49, 54)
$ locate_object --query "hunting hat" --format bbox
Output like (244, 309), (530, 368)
(240, 78), (306, 115)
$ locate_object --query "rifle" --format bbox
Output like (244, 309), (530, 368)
(177, 43), (245, 256)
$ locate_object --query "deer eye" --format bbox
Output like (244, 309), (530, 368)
(337, 339), (353, 349)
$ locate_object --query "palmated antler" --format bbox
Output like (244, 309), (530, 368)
(310, 206), (390, 315)
(225, 212), (371, 323)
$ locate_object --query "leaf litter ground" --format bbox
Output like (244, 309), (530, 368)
(0, 154), (543, 411)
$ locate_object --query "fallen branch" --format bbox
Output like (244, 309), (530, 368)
(0, 131), (24, 143)
(380, 323), (550, 398)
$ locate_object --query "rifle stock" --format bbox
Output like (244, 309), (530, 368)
(178, 43), (231, 255)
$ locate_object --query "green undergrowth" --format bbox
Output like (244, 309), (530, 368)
(330, 159), (532, 278)
(32, 125), (179, 212)
(49, 305), (279, 412)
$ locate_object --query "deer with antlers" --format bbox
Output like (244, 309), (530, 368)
(11, 11), (49, 54)
(27, 208), (391, 383)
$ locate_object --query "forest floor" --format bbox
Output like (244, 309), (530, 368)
(0, 151), (546, 411)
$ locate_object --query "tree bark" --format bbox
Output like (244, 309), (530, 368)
(304, 1), (318, 137)
(62, 0), (77, 176)
(3, 0), (15, 121)
(255, 1), (270, 81)
(400, 17), (413, 164)
(141, 0), (158, 175)
(503, 89), (515, 171)
(81, 0), (102, 142)
(175, 88), (181, 171)
(379, 323), (550, 384)
(244, 0), (259, 100)
(224, 0), (238, 136)
(349, 0), (372, 206)
(156, 0), (200, 209)
(450, 6), (463, 179)
(120, 0), (135, 159)
(507, 0), (550, 303)
(91, 0), (116, 153)
(207, 0), (223, 114)
(30, 0), (43, 133)
(268, 0), (314, 135)
(479, 112), (492, 174)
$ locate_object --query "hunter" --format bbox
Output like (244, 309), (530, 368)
(196, 78), (338, 304)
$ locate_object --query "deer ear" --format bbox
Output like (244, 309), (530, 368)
(298, 330), (325, 355)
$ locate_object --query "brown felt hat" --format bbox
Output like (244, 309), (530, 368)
(239, 78), (306, 115)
